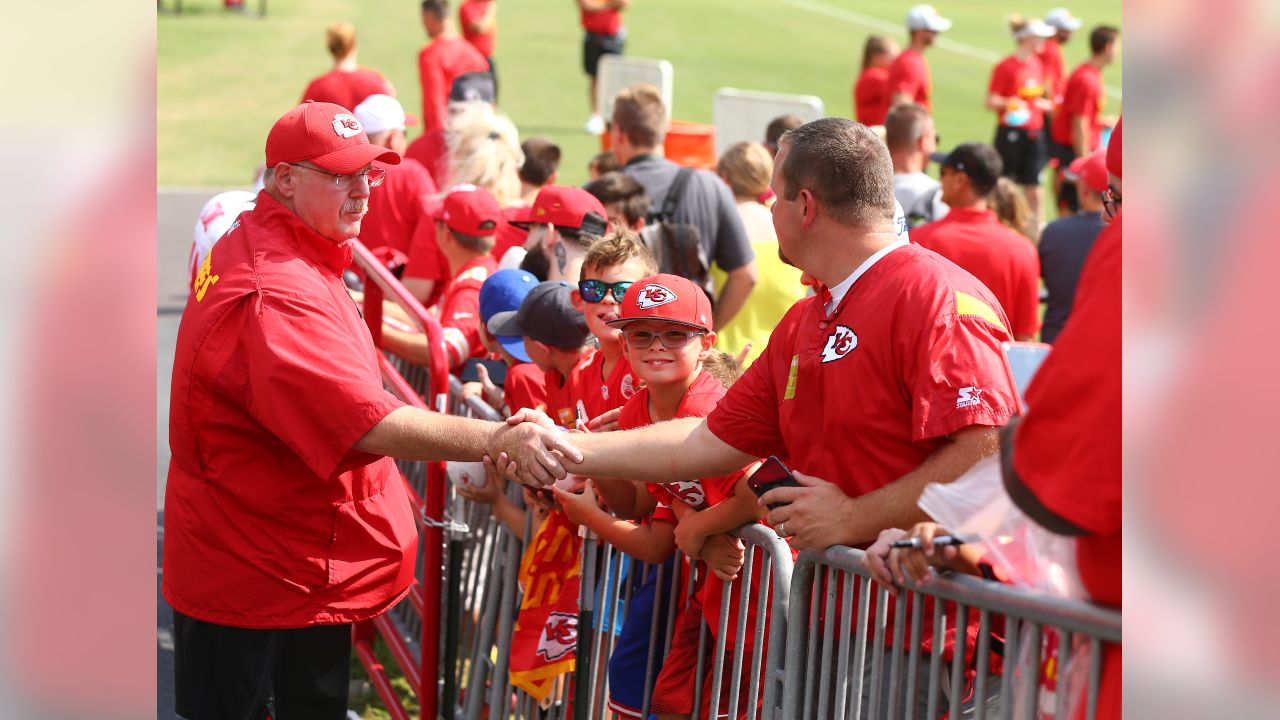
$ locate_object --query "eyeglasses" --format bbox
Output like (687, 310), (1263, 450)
(578, 279), (633, 304)
(623, 329), (706, 350)
(1101, 187), (1122, 219)
(290, 163), (386, 189)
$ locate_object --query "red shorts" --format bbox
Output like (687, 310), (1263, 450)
(650, 601), (762, 719)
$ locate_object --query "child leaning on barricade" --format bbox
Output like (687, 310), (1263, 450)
(555, 274), (767, 720)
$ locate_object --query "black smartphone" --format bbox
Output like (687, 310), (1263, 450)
(747, 455), (801, 510)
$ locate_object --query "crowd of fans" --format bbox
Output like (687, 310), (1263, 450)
(173, 2), (1122, 717)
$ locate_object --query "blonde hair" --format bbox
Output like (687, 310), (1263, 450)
(1007, 14), (1029, 34)
(716, 142), (773, 200)
(581, 228), (657, 281)
(326, 22), (357, 60)
(448, 106), (524, 206)
(991, 178), (1034, 240)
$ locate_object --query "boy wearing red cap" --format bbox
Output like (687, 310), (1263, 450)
(559, 274), (766, 719)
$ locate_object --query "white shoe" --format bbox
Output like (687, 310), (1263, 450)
(584, 114), (605, 135)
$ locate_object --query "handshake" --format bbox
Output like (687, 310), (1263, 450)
(484, 408), (586, 488)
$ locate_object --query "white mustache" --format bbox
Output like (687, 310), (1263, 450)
(343, 201), (368, 215)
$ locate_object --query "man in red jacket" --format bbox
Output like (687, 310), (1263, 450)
(163, 101), (578, 720)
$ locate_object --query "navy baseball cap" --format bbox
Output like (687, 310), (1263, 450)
(480, 269), (538, 363)
(488, 281), (591, 350)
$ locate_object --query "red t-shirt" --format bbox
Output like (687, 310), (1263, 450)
(854, 66), (891, 126)
(404, 128), (450, 190)
(417, 36), (490, 134)
(439, 255), (499, 369)
(504, 360), (549, 415)
(1013, 216), (1120, 720)
(163, 191), (416, 628)
(911, 208), (1042, 339)
(358, 158), (439, 257)
(581, 7), (623, 35)
(1037, 38), (1066, 103)
(988, 53), (1049, 131)
(624, 372), (755, 645)
(1050, 62), (1106, 149)
(459, 0), (496, 58)
(544, 349), (599, 428)
(707, 242), (1016, 500)
(577, 349), (641, 423)
(886, 48), (932, 109)
(300, 67), (394, 112)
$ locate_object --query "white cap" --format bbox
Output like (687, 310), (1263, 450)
(354, 94), (407, 136)
(1015, 19), (1058, 39)
(1045, 8), (1083, 31)
(191, 190), (256, 282)
(906, 5), (952, 32)
(894, 200), (911, 243)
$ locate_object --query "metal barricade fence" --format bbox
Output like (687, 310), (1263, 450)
(572, 522), (794, 720)
(781, 546), (1122, 720)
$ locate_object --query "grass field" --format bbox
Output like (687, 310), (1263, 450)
(158, 0), (1120, 189)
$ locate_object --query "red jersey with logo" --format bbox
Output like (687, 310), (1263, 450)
(911, 208), (1042, 339)
(854, 66), (891, 126)
(1014, 216), (1120, 719)
(417, 36), (489, 134)
(503, 361), (549, 415)
(1038, 38), (1066, 103)
(989, 53), (1049, 131)
(886, 48), (932, 109)
(459, 0), (496, 58)
(578, 349), (641, 422)
(358, 157), (439, 257)
(581, 7), (623, 35)
(300, 68), (394, 112)
(163, 191), (416, 628)
(1050, 62), (1106, 150)
(439, 255), (498, 369)
(623, 371), (755, 646)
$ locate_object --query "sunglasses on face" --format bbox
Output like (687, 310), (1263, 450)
(1102, 187), (1122, 219)
(623, 329), (706, 350)
(578, 279), (633, 303)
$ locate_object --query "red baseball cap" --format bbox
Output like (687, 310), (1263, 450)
(512, 186), (608, 235)
(437, 184), (503, 236)
(265, 101), (400, 174)
(607, 274), (714, 333)
(1066, 150), (1108, 194)
(1106, 117), (1122, 180)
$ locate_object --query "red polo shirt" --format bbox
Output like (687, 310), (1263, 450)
(854, 66), (891, 126)
(1014, 215), (1121, 719)
(989, 53), (1049, 131)
(300, 67), (394, 111)
(1050, 62), (1106, 150)
(581, 7), (623, 35)
(1037, 38), (1066, 103)
(504, 361), (549, 415)
(459, 0), (496, 58)
(439, 254), (499, 369)
(886, 48), (932, 109)
(358, 157), (439, 257)
(163, 191), (416, 628)
(418, 36), (489, 134)
(911, 208), (1041, 339)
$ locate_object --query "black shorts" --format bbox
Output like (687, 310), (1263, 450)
(1047, 139), (1079, 212)
(993, 126), (1049, 186)
(172, 610), (352, 720)
(583, 30), (626, 77)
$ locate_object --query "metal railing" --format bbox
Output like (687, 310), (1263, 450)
(782, 546), (1121, 720)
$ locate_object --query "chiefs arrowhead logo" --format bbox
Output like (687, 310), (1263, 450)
(636, 284), (676, 309)
(536, 611), (578, 662)
(668, 480), (707, 509)
(820, 325), (857, 363)
(332, 113), (363, 138)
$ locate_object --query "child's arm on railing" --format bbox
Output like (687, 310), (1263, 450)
(553, 481), (675, 564)
(673, 470), (766, 560)
(591, 476), (657, 520)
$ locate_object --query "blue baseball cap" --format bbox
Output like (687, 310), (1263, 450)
(480, 269), (538, 363)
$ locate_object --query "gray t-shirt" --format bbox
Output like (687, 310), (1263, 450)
(894, 172), (950, 227)
(1039, 211), (1106, 344)
(623, 155), (755, 272)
